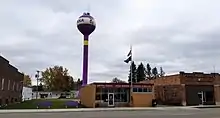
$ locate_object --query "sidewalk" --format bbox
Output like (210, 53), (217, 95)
(191, 105), (220, 108)
(0, 106), (200, 113)
(158, 105), (220, 109)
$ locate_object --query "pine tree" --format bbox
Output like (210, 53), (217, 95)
(128, 61), (137, 83)
(159, 67), (165, 77)
(136, 63), (146, 82)
(152, 67), (159, 79)
(146, 63), (152, 80)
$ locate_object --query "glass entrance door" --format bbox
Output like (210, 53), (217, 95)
(198, 91), (206, 105)
(108, 93), (114, 106)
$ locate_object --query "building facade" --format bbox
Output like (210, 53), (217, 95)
(0, 56), (24, 106)
(142, 71), (220, 106)
(79, 82), (154, 108)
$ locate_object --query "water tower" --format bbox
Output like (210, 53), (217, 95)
(77, 12), (96, 86)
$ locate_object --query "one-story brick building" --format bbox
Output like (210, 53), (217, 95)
(79, 82), (155, 107)
(141, 71), (220, 106)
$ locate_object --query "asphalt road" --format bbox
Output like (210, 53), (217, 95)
(0, 108), (219, 118)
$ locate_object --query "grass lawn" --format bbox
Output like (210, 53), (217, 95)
(0, 99), (79, 109)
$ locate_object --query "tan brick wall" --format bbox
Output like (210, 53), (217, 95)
(79, 84), (96, 108)
(131, 93), (154, 107)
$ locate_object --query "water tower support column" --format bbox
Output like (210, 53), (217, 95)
(82, 35), (89, 86)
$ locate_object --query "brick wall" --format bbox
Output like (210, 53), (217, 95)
(154, 74), (181, 85)
(0, 56), (24, 106)
(180, 72), (216, 85)
(141, 71), (220, 106)
(155, 85), (184, 105)
(214, 85), (220, 105)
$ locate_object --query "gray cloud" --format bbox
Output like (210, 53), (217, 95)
(0, 0), (220, 84)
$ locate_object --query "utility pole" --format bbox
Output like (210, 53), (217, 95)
(35, 70), (40, 99)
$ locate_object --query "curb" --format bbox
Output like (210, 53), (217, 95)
(0, 107), (199, 113)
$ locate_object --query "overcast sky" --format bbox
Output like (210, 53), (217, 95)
(0, 0), (220, 84)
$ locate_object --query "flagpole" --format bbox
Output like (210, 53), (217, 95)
(130, 45), (133, 106)
(130, 45), (133, 92)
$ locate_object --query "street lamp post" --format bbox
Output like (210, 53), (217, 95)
(35, 70), (40, 99)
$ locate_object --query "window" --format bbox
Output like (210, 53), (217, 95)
(120, 93), (128, 102)
(16, 83), (19, 91)
(108, 88), (114, 93)
(133, 87), (153, 93)
(114, 93), (121, 102)
(103, 88), (108, 93)
(13, 82), (15, 91)
(8, 80), (10, 90)
(133, 88), (138, 92)
(96, 88), (101, 93)
(96, 94), (101, 100)
(143, 88), (148, 92)
(101, 93), (108, 102)
(144, 88), (152, 92)
(138, 88), (143, 92)
(19, 83), (22, 91)
(1, 78), (4, 90)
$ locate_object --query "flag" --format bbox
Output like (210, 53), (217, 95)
(124, 49), (132, 63)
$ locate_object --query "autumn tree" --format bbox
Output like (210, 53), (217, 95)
(112, 77), (126, 83)
(23, 74), (32, 87)
(41, 66), (74, 91)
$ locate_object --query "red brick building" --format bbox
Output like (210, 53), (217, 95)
(141, 71), (220, 106)
(0, 56), (24, 106)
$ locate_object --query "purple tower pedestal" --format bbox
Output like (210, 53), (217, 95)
(82, 35), (89, 86)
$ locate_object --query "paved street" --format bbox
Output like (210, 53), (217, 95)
(0, 108), (219, 118)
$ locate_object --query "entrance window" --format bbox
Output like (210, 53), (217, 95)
(95, 87), (129, 102)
